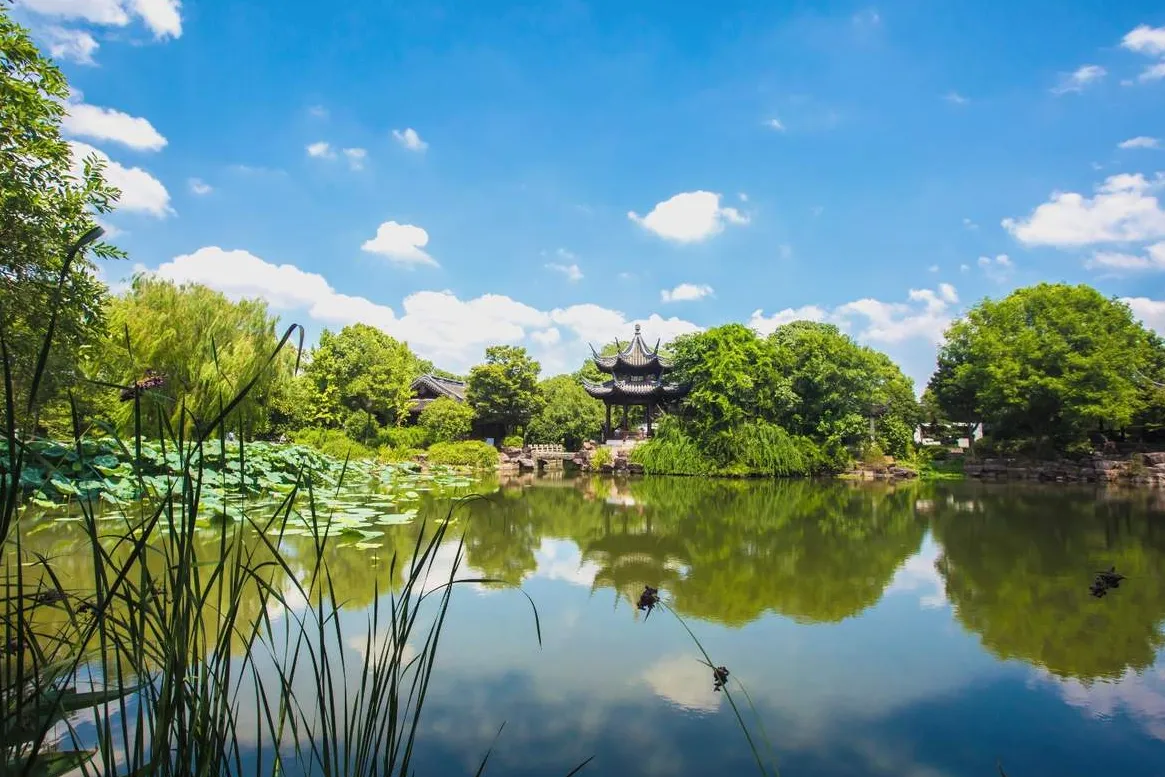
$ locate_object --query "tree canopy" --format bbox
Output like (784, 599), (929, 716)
(1, 12), (123, 415)
(466, 345), (543, 435)
(928, 284), (1159, 451)
(525, 375), (604, 449)
(419, 396), (475, 443)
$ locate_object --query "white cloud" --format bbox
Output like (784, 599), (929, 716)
(963, 217), (978, 230)
(62, 102), (167, 151)
(748, 305), (828, 334)
(944, 91), (969, 105)
(360, 221), (438, 267)
(960, 263), (970, 272)
(392, 128), (428, 152)
(1088, 242), (1165, 272)
(1119, 136), (1160, 150)
(1003, 173), (1165, 246)
(68, 141), (171, 217)
(129, 0), (181, 38)
(977, 254), (1014, 283)
(751, 285), (962, 347)
(766, 118), (785, 131)
(629, 191), (748, 243)
(1051, 64), (1106, 94)
(1122, 24), (1165, 57)
(1140, 62), (1165, 82)
(642, 654), (722, 713)
(188, 178), (212, 195)
(44, 26), (98, 64)
(660, 283), (713, 303)
(308, 105), (328, 118)
(20, 0), (181, 38)
(927, 264), (939, 273)
(1124, 296), (1165, 333)
(306, 141), (335, 159)
(546, 262), (583, 282)
(342, 147), (367, 170)
(530, 328), (561, 347)
(738, 192), (749, 202)
(150, 247), (700, 372)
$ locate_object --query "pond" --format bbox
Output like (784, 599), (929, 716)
(19, 474), (1165, 776)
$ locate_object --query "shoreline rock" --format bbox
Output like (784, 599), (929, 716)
(962, 453), (1165, 487)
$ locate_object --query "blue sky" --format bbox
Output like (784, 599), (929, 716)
(13, 0), (1165, 387)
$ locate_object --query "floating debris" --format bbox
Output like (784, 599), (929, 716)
(713, 665), (730, 692)
(1090, 566), (1126, 598)
(637, 586), (659, 618)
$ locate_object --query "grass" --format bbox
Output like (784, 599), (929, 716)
(425, 440), (499, 470)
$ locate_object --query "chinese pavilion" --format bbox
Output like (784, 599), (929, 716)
(582, 325), (689, 439)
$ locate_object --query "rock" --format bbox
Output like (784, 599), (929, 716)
(1145, 452), (1165, 466)
(501, 446), (523, 458)
(517, 457), (536, 470)
(599, 463), (614, 474)
(629, 462), (645, 475)
(888, 466), (917, 479)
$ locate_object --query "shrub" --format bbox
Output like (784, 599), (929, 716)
(419, 397), (475, 443)
(379, 424), (432, 450)
(376, 445), (422, 463)
(290, 427), (376, 460)
(343, 411), (381, 444)
(860, 441), (886, 468)
(502, 434), (525, 448)
(426, 440), (499, 469)
(731, 421), (818, 477)
(591, 445), (614, 469)
(630, 422), (712, 475)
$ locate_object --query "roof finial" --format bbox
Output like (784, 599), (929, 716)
(634, 323), (641, 335)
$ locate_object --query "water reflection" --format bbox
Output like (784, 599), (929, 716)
(17, 476), (1165, 776)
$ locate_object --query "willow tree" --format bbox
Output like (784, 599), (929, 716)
(92, 276), (288, 437)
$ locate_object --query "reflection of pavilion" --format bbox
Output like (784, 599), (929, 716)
(582, 517), (691, 612)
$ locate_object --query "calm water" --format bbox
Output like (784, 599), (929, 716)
(26, 476), (1165, 776)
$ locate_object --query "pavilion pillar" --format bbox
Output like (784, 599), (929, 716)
(622, 405), (629, 436)
(605, 404), (612, 440)
(646, 403), (653, 437)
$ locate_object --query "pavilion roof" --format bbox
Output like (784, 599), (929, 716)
(581, 377), (689, 402)
(590, 324), (674, 374)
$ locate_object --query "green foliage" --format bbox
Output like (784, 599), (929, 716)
(525, 375), (604, 449)
(426, 440), (500, 469)
(291, 427), (377, 460)
(502, 434), (525, 448)
(466, 345), (543, 435)
(590, 445), (614, 469)
(670, 324), (796, 440)
(768, 321), (919, 455)
(0, 12), (124, 420)
(419, 396), (475, 443)
(929, 283), (1156, 450)
(379, 424), (432, 450)
(90, 276), (288, 436)
(303, 323), (423, 429)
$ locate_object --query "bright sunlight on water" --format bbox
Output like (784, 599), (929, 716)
(21, 476), (1165, 777)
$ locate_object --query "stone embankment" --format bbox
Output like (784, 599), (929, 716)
(572, 441), (645, 475)
(964, 452), (1165, 487)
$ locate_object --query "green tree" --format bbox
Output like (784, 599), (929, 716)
(1, 11), (124, 419)
(303, 324), (423, 430)
(669, 324), (796, 445)
(526, 375), (605, 449)
(768, 321), (919, 455)
(419, 396), (475, 443)
(92, 276), (287, 436)
(928, 284), (1155, 451)
(466, 345), (543, 436)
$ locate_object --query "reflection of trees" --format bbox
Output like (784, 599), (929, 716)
(456, 476), (926, 627)
(931, 486), (1165, 681)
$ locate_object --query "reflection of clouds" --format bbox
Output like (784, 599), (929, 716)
(347, 627), (418, 666)
(641, 654), (723, 713)
(1036, 665), (1165, 741)
(420, 541), (496, 595)
(533, 539), (600, 587)
(886, 535), (948, 609)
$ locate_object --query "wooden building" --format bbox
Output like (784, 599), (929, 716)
(582, 325), (689, 439)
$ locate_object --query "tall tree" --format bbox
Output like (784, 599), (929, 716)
(92, 277), (287, 436)
(526, 375), (605, 449)
(1, 10), (123, 418)
(768, 321), (919, 455)
(928, 283), (1155, 451)
(303, 324), (423, 430)
(466, 345), (543, 437)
